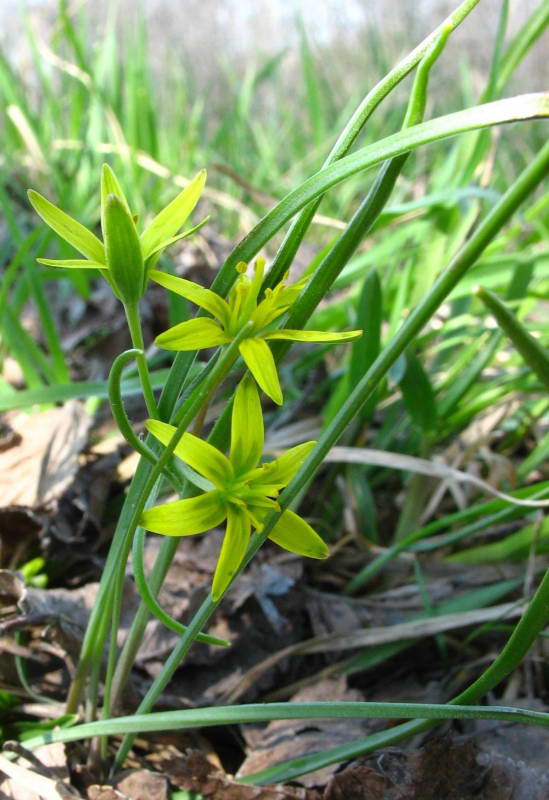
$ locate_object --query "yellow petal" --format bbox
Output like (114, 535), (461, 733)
(211, 506), (251, 601)
(141, 491), (226, 536)
(239, 337), (283, 405)
(253, 441), (316, 488)
(230, 376), (264, 475)
(146, 420), (233, 488)
(150, 269), (230, 326)
(268, 510), (329, 559)
(155, 317), (230, 350)
(263, 329), (362, 342)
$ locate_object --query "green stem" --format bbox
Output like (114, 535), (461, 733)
(99, 324), (252, 725)
(124, 302), (159, 419)
(108, 348), (184, 490)
(131, 528), (229, 647)
(66, 327), (250, 715)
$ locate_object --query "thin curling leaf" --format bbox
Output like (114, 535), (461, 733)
(212, 506), (251, 600)
(476, 286), (549, 390)
(150, 269), (230, 326)
(141, 491), (226, 536)
(27, 189), (105, 264)
(268, 510), (329, 559)
(263, 329), (362, 342)
(104, 194), (145, 307)
(239, 337), (283, 405)
(231, 376), (264, 474)
(140, 169), (207, 258)
(155, 317), (230, 350)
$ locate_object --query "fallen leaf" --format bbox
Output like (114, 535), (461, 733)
(0, 402), (90, 507)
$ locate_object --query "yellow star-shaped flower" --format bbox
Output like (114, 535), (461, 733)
(140, 377), (328, 600)
(151, 258), (362, 404)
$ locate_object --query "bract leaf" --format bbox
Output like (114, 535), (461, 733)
(155, 317), (230, 350)
(239, 337), (283, 405)
(141, 491), (226, 536)
(263, 329), (362, 342)
(150, 269), (230, 326)
(146, 420), (233, 488)
(268, 509), (329, 558)
(212, 506), (251, 600)
(37, 258), (106, 269)
(140, 169), (206, 258)
(27, 189), (105, 264)
(231, 376), (264, 475)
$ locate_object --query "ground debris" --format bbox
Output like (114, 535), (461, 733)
(326, 731), (549, 800)
(237, 678), (372, 788)
(152, 749), (320, 799)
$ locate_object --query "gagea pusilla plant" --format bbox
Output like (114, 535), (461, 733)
(19, 2), (549, 787)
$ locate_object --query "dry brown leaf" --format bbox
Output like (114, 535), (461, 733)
(0, 743), (76, 800)
(0, 402), (90, 507)
(113, 769), (168, 800)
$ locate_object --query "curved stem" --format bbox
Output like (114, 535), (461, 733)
(124, 302), (159, 419)
(108, 348), (183, 490)
(131, 528), (229, 647)
(100, 323), (252, 723)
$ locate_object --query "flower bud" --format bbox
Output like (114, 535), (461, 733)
(104, 193), (145, 307)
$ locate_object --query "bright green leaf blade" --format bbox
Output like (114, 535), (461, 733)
(140, 169), (206, 258)
(155, 318), (229, 351)
(146, 420), (233, 488)
(212, 507), (251, 601)
(263, 329), (362, 342)
(476, 287), (549, 390)
(140, 491), (226, 537)
(27, 189), (105, 263)
(268, 509), (329, 558)
(239, 337), (283, 405)
(230, 376), (264, 474)
(150, 269), (230, 326)
(37, 258), (106, 269)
